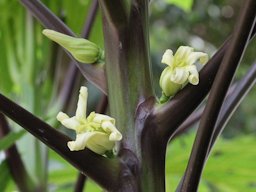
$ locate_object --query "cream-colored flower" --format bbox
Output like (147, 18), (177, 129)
(43, 29), (104, 64)
(57, 86), (122, 154)
(159, 46), (208, 98)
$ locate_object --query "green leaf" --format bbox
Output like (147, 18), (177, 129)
(165, 0), (194, 12)
(63, 0), (91, 34)
(0, 160), (11, 191)
(166, 134), (256, 191)
(0, 130), (26, 151)
(48, 149), (102, 192)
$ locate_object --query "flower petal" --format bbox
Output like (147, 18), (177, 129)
(170, 68), (189, 84)
(86, 132), (115, 154)
(56, 112), (70, 122)
(188, 75), (199, 85)
(67, 132), (94, 151)
(101, 121), (122, 141)
(67, 132), (114, 154)
(161, 49), (174, 66)
(174, 46), (194, 62)
(75, 86), (88, 119)
(61, 116), (80, 131)
(86, 111), (95, 121)
(159, 67), (182, 96)
(187, 52), (209, 66)
(187, 65), (199, 85)
(93, 113), (115, 125)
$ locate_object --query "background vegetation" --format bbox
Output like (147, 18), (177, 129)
(0, 0), (255, 191)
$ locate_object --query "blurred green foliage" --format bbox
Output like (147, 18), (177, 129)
(166, 134), (256, 192)
(0, 0), (255, 191)
(0, 130), (25, 151)
(165, 0), (194, 12)
(0, 160), (11, 191)
(0, 0), (103, 190)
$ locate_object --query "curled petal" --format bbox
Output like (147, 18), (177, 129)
(101, 121), (122, 141)
(93, 113), (115, 125)
(75, 86), (88, 119)
(161, 49), (174, 66)
(86, 111), (96, 122)
(174, 46), (194, 62)
(160, 67), (182, 97)
(187, 52), (209, 65)
(170, 68), (189, 84)
(187, 65), (199, 85)
(68, 133), (90, 151)
(61, 117), (80, 131)
(68, 132), (114, 154)
(56, 112), (70, 122)
(188, 75), (199, 85)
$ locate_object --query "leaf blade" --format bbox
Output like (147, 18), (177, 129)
(0, 130), (26, 151)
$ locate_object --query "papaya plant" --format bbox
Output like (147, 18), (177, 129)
(0, 0), (255, 191)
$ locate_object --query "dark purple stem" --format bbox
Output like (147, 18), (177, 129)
(179, 0), (256, 191)
(175, 62), (256, 192)
(173, 83), (237, 138)
(210, 62), (256, 150)
(74, 174), (87, 192)
(59, 0), (99, 111)
(0, 94), (120, 190)
(19, 0), (74, 35)
(0, 113), (35, 192)
(98, 0), (129, 27)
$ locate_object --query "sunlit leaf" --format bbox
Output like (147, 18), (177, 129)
(0, 130), (26, 151)
(48, 149), (102, 191)
(0, 160), (11, 190)
(165, 0), (194, 12)
(166, 134), (256, 191)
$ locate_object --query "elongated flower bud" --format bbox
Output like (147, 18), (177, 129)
(43, 29), (104, 64)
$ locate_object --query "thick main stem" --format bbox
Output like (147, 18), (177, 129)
(141, 117), (167, 192)
(100, 0), (159, 191)
(100, 1), (153, 157)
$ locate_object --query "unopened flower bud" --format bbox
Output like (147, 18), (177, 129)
(43, 29), (104, 64)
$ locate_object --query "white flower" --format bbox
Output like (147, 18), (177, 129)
(57, 86), (122, 154)
(159, 46), (209, 97)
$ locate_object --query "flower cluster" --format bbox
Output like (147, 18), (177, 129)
(159, 46), (208, 102)
(43, 29), (104, 64)
(57, 86), (122, 155)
